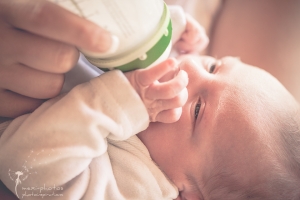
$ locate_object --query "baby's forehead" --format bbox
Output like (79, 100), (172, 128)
(204, 94), (278, 187)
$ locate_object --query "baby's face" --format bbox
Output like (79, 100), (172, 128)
(138, 55), (298, 199)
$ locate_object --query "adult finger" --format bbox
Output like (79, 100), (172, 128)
(0, 0), (113, 53)
(0, 26), (79, 73)
(0, 63), (64, 99)
(145, 70), (188, 99)
(0, 90), (44, 118)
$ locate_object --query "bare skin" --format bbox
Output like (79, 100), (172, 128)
(208, 0), (300, 103)
(138, 55), (299, 199)
(0, 0), (116, 118)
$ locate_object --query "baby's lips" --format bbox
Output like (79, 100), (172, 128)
(79, 35), (119, 58)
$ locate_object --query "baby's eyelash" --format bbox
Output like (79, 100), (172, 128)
(195, 100), (201, 119)
(206, 59), (222, 74)
(209, 63), (216, 73)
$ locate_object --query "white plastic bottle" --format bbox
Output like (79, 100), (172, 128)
(50, 0), (172, 72)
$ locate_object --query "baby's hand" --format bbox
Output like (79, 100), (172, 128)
(125, 59), (188, 123)
(174, 14), (209, 54)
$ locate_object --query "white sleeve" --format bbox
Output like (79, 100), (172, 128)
(0, 70), (149, 199)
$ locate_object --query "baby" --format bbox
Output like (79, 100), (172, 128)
(1, 4), (300, 200)
(138, 55), (300, 199)
(1, 53), (300, 200)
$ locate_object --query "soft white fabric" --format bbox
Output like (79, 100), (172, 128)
(0, 70), (178, 200)
(108, 137), (178, 200)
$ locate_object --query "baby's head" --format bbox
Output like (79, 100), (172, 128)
(137, 56), (300, 199)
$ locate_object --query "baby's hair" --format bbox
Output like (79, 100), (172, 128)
(274, 107), (300, 199)
(204, 103), (300, 200)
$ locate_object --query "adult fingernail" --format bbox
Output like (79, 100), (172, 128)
(101, 35), (119, 54)
(80, 35), (119, 58)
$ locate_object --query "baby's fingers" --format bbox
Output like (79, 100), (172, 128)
(149, 88), (188, 122)
(155, 108), (182, 123)
(146, 70), (188, 99)
(136, 58), (178, 86)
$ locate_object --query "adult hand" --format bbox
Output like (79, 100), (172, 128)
(0, 0), (116, 118)
(125, 58), (188, 123)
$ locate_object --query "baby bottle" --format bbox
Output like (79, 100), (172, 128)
(50, 0), (172, 72)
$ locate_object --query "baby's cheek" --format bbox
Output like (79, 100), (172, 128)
(181, 190), (204, 200)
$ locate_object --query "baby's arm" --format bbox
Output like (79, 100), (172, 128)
(0, 70), (149, 199)
(0, 60), (187, 199)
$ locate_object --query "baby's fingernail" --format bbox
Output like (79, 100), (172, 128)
(169, 59), (180, 74)
(174, 65), (180, 77)
(81, 35), (119, 58)
(168, 58), (180, 67)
